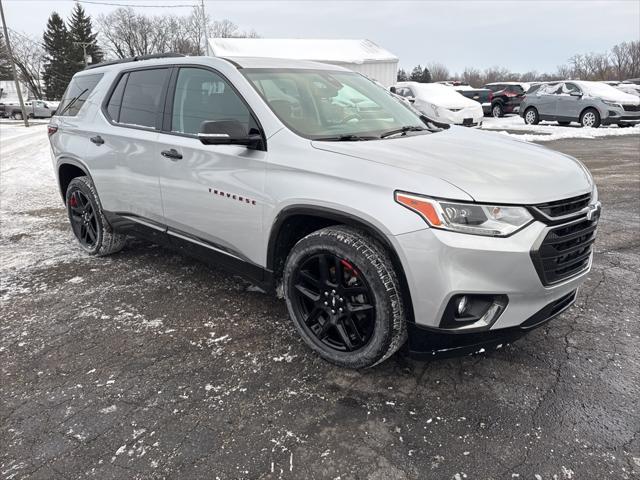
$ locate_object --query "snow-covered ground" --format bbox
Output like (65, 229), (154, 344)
(481, 114), (640, 142)
(0, 122), (87, 290)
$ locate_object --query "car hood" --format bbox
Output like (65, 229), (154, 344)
(311, 127), (593, 204)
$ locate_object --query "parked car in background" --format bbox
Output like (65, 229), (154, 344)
(483, 82), (528, 117)
(1, 99), (57, 119)
(450, 85), (494, 115)
(393, 81), (484, 127)
(615, 83), (640, 98)
(520, 80), (640, 127)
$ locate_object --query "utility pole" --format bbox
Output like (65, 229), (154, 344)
(73, 41), (92, 67)
(0, 0), (28, 127)
(201, 0), (208, 56)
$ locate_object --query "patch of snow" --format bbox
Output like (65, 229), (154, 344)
(481, 115), (640, 142)
(67, 276), (84, 284)
(273, 353), (296, 363)
(100, 405), (117, 414)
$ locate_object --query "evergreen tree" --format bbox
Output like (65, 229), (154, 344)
(420, 66), (432, 83)
(68, 3), (102, 68)
(397, 68), (408, 82)
(0, 33), (13, 81)
(43, 12), (71, 99)
(410, 65), (423, 82)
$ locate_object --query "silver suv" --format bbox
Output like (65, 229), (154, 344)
(49, 54), (600, 368)
(521, 80), (640, 127)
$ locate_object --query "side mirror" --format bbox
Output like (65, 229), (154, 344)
(389, 86), (397, 94)
(198, 120), (263, 149)
(570, 91), (582, 97)
(406, 96), (416, 103)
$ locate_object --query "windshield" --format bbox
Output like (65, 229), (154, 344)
(242, 69), (426, 140)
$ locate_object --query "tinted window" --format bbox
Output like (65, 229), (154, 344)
(171, 67), (252, 135)
(507, 85), (524, 94)
(106, 73), (127, 121)
(119, 68), (169, 128)
(244, 70), (425, 140)
(57, 73), (103, 117)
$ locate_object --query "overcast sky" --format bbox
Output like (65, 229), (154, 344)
(3, 0), (639, 73)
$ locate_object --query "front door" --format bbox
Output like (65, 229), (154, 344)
(156, 66), (266, 267)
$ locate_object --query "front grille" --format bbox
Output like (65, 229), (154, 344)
(622, 104), (640, 112)
(531, 217), (597, 285)
(534, 193), (591, 219)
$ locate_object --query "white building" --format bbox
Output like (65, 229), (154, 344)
(208, 38), (399, 88)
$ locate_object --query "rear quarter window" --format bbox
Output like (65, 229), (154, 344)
(57, 73), (104, 117)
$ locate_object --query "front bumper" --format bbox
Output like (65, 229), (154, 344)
(404, 289), (577, 358)
(393, 218), (592, 333)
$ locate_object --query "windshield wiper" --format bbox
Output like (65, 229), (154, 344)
(315, 134), (378, 141)
(380, 125), (426, 139)
(58, 88), (89, 116)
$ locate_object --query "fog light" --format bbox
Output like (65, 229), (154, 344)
(441, 294), (508, 330)
(457, 296), (469, 316)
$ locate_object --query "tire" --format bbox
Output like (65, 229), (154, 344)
(65, 176), (126, 256)
(580, 108), (601, 128)
(12, 111), (23, 120)
(557, 121), (571, 126)
(523, 107), (540, 125)
(283, 226), (407, 369)
(492, 103), (504, 118)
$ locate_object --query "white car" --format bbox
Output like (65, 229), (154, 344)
(392, 81), (484, 127)
(616, 83), (640, 98)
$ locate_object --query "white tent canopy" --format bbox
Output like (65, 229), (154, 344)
(208, 38), (399, 87)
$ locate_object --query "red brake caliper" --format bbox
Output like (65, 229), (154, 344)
(340, 259), (358, 279)
(69, 195), (77, 208)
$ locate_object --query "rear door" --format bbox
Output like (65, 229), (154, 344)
(534, 83), (561, 118)
(84, 67), (170, 226)
(554, 82), (584, 121)
(155, 66), (267, 267)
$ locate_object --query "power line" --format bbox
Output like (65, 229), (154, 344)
(76, 0), (197, 7)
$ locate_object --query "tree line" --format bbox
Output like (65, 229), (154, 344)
(0, 5), (257, 100)
(398, 40), (640, 86)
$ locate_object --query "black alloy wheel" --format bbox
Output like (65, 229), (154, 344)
(290, 252), (376, 352)
(68, 189), (99, 249)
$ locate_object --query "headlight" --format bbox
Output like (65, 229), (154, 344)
(395, 192), (533, 237)
(602, 100), (622, 109)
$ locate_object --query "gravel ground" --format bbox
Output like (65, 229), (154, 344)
(1, 125), (639, 480)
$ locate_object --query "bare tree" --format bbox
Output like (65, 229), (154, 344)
(4, 30), (44, 98)
(97, 7), (258, 59)
(482, 66), (514, 84)
(427, 62), (449, 82)
(461, 67), (482, 87)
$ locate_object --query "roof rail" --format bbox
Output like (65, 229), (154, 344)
(84, 52), (186, 70)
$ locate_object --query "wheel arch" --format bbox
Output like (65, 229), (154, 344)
(579, 105), (600, 119)
(267, 205), (415, 322)
(56, 158), (93, 202)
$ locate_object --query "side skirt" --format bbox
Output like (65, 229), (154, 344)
(104, 211), (274, 292)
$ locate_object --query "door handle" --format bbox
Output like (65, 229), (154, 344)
(90, 135), (104, 145)
(161, 148), (183, 160)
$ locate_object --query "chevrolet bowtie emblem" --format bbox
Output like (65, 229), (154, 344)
(586, 202), (601, 221)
